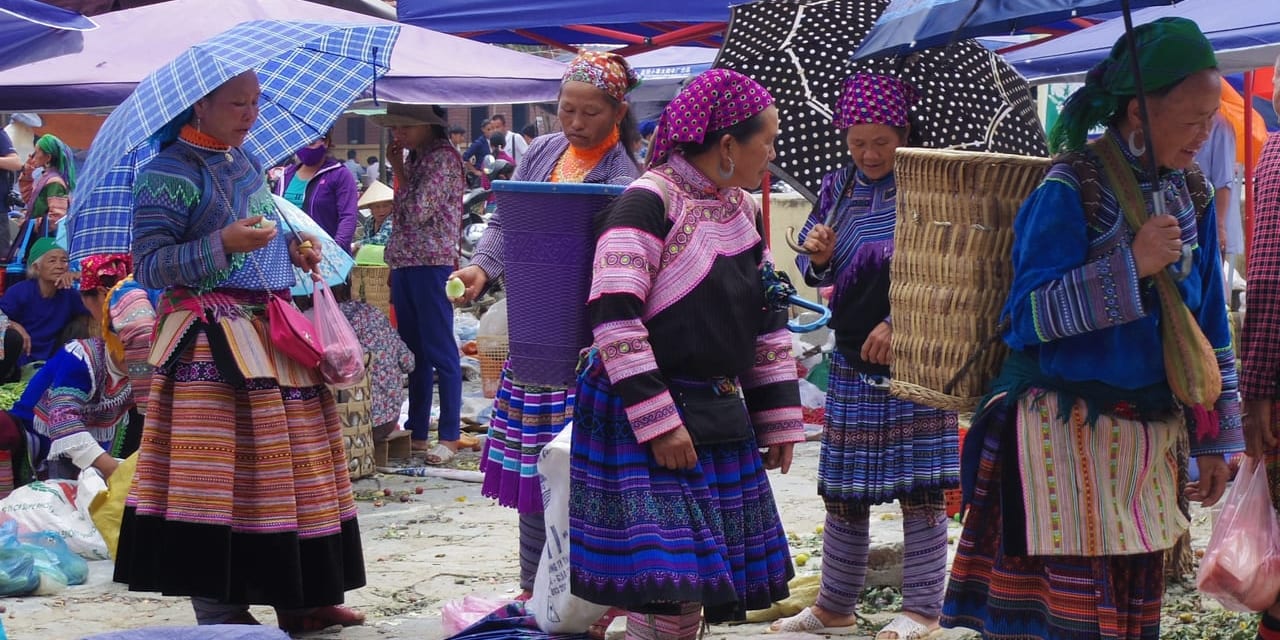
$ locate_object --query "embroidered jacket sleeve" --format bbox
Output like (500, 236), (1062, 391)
(1242, 136), (1280, 400)
(588, 188), (681, 443)
(1185, 200), (1243, 455)
(31, 344), (110, 469)
(796, 172), (839, 287)
(743, 240), (805, 446)
(1005, 172), (1147, 349)
(133, 156), (231, 290)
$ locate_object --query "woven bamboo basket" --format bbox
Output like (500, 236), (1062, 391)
(351, 265), (392, 318)
(889, 148), (1050, 412)
(332, 355), (375, 479)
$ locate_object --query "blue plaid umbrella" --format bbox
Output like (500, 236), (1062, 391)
(853, 0), (1180, 59)
(65, 19), (399, 260)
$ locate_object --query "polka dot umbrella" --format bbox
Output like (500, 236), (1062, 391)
(715, 0), (1048, 202)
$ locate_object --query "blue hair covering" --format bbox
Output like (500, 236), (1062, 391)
(150, 106), (195, 148)
(639, 119), (658, 137)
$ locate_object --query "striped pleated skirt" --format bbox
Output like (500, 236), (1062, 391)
(567, 355), (793, 624)
(481, 363), (574, 514)
(114, 315), (365, 609)
(820, 352), (959, 506)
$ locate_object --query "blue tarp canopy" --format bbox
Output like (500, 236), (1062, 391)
(0, 0), (96, 72)
(396, 0), (734, 52)
(1004, 0), (1280, 83)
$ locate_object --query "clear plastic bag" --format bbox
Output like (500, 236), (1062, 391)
(1196, 456), (1280, 611)
(311, 278), (365, 388)
(440, 593), (509, 635)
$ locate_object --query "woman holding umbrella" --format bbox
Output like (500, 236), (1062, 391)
(449, 50), (642, 601)
(942, 19), (1240, 640)
(113, 70), (367, 632)
(772, 73), (957, 639)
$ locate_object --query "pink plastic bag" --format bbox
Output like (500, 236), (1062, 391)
(310, 278), (365, 388)
(440, 594), (510, 635)
(1196, 456), (1280, 611)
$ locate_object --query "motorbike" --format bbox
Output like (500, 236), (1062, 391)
(459, 187), (491, 269)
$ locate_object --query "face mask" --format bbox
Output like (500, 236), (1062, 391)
(296, 144), (327, 166)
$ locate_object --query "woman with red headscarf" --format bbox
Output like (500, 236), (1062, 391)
(570, 68), (803, 638)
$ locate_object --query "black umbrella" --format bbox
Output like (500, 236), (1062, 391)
(714, 0), (1048, 203)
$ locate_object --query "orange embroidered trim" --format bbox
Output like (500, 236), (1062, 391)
(179, 124), (231, 151)
(551, 128), (620, 183)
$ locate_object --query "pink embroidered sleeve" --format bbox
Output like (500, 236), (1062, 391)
(740, 327), (805, 446)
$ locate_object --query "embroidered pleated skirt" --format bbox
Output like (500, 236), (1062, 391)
(113, 310), (365, 609)
(568, 356), (793, 624)
(819, 352), (959, 506)
(481, 363), (574, 514)
(942, 392), (1182, 640)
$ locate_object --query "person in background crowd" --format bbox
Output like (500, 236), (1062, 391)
(451, 50), (642, 605)
(18, 134), (76, 232)
(1239, 55), (1280, 640)
(344, 149), (365, 186)
(637, 119), (658, 161)
(774, 74), (957, 638)
(6, 254), (154, 484)
(364, 155), (381, 189)
(485, 132), (514, 170)
(1195, 112), (1242, 292)
(353, 180), (394, 251)
(114, 69), (365, 632)
(490, 113), (529, 163)
(372, 102), (467, 465)
(943, 19), (1239, 640)
(571, 67), (801, 639)
(0, 238), (89, 381)
(276, 131), (361, 253)
(335, 283), (414, 442)
(0, 129), (19, 204)
(463, 119), (495, 182)
(520, 123), (538, 147)
(449, 126), (469, 154)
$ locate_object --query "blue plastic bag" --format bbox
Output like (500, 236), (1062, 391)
(20, 530), (86, 586)
(0, 522), (37, 596)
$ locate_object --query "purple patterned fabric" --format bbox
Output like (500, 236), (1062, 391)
(648, 68), (774, 168)
(833, 73), (920, 129)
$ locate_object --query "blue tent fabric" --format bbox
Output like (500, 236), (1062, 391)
(1004, 0), (1280, 82)
(0, 0), (96, 71)
(83, 625), (289, 640)
(396, 0), (733, 46)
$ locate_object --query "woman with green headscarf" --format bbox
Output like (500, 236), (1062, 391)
(18, 133), (76, 229)
(941, 18), (1242, 640)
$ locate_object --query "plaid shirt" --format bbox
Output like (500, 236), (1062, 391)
(1242, 133), (1280, 400)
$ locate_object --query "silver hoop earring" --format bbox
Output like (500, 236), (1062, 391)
(717, 157), (735, 180)
(1127, 129), (1146, 156)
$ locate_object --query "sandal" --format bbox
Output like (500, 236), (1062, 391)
(768, 607), (855, 634)
(875, 614), (938, 640)
(424, 443), (456, 466)
(277, 605), (365, 633)
(458, 433), (484, 451)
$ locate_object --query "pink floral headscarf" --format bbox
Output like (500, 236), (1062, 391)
(562, 51), (639, 104)
(647, 68), (774, 168)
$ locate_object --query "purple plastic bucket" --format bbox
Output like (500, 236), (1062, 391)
(492, 180), (627, 387)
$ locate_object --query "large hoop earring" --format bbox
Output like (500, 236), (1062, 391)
(1127, 129), (1146, 157)
(717, 157), (735, 180)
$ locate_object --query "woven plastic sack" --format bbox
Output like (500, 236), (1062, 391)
(1197, 457), (1280, 611)
(89, 452), (139, 559)
(312, 278), (365, 388)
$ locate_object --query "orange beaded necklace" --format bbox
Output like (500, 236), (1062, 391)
(551, 128), (620, 183)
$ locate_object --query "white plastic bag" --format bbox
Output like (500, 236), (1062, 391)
(0, 480), (108, 560)
(529, 423), (609, 633)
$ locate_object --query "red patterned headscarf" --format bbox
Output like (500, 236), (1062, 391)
(648, 68), (774, 168)
(833, 73), (920, 129)
(80, 253), (131, 291)
(562, 51), (640, 104)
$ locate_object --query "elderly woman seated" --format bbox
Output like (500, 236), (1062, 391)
(0, 238), (90, 382)
(0, 254), (154, 483)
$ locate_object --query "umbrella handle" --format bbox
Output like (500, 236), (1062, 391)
(784, 226), (814, 255)
(787, 294), (831, 333)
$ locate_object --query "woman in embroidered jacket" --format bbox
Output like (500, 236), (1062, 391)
(18, 134), (75, 230)
(772, 74), (958, 639)
(112, 71), (366, 633)
(5, 255), (154, 483)
(941, 19), (1241, 640)
(570, 68), (803, 639)
(369, 102), (467, 465)
(450, 51), (642, 599)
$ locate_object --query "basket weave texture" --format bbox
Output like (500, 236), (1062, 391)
(351, 265), (391, 318)
(332, 359), (375, 480)
(889, 148), (1050, 412)
(498, 186), (621, 387)
(477, 335), (510, 399)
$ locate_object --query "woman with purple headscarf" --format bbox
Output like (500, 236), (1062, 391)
(570, 69), (804, 638)
(772, 74), (958, 639)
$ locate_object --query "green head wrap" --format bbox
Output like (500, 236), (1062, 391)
(35, 134), (77, 191)
(1048, 17), (1217, 154)
(28, 237), (64, 266)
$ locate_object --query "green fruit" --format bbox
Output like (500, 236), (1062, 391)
(445, 277), (465, 299)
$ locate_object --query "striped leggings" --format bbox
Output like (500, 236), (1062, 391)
(818, 491), (949, 619)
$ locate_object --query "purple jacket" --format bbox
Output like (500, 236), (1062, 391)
(276, 157), (360, 252)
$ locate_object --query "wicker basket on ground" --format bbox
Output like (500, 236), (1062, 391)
(889, 148), (1050, 412)
(351, 265), (391, 318)
(332, 354), (375, 479)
